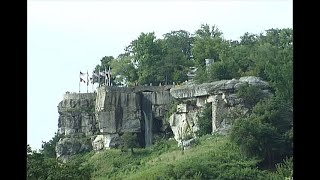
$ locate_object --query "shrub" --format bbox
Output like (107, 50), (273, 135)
(196, 103), (212, 136)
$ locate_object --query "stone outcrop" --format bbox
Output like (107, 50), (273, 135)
(92, 134), (121, 151)
(170, 76), (270, 99)
(55, 137), (92, 163)
(169, 76), (271, 140)
(95, 86), (142, 133)
(57, 93), (97, 136)
(55, 76), (271, 160)
(56, 86), (173, 161)
(56, 93), (97, 162)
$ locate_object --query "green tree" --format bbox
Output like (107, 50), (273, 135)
(93, 56), (115, 85)
(129, 32), (167, 85)
(231, 97), (293, 167)
(121, 132), (139, 154)
(237, 83), (267, 109)
(40, 132), (61, 158)
(162, 30), (195, 84)
(196, 103), (212, 136)
(110, 55), (138, 86)
(192, 24), (227, 68)
(207, 60), (240, 81)
(27, 144), (93, 180)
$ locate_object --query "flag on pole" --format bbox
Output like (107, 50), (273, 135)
(99, 71), (106, 77)
(91, 71), (99, 85)
(80, 77), (86, 83)
(92, 72), (99, 78)
(80, 71), (86, 83)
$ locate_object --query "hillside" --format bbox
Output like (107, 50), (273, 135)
(64, 135), (291, 180)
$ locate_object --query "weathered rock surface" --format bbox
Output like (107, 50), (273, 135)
(56, 86), (173, 160)
(169, 76), (271, 140)
(57, 93), (97, 136)
(95, 87), (142, 133)
(92, 134), (121, 151)
(170, 76), (269, 99)
(55, 137), (92, 162)
(55, 76), (271, 160)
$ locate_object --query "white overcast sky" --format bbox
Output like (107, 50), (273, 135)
(27, 0), (293, 150)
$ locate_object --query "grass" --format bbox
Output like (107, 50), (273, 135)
(78, 135), (288, 180)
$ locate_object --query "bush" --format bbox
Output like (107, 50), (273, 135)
(120, 132), (139, 153)
(236, 83), (266, 108)
(231, 97), (293, 168)
(196, 103), (212, 136)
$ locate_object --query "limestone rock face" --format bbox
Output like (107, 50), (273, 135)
(57, 93), (97, 136)
(55, 76), (271, 159)
(55, 137), (92, 163)
(169, 106), (198, 141)
(169, 76), (271, 140)
(56, 86), (173, 160)
(170, 76), (270, 99)
(95, 87), (141, 133)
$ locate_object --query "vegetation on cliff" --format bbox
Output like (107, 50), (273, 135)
(27, 23), (292, 179)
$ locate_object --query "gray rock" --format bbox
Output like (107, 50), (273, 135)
(55, 137), (92, 162)
(54, 76), (271, 159)
(178, 138), (197, 149)
(92, 134), (121, 151)
(238, 76), (269, 89)
(170, 76), (269, 99)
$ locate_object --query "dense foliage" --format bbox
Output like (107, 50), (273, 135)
(120, 132), (139, 153)
(27, 135), (93, 180)
(196, 103), (212, 137)
(40, 132), (61, 158)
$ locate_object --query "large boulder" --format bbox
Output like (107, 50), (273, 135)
(55, 137), (92, 162)
(92, 134), (121, 151)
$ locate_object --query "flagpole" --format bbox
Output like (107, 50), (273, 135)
(98, 67), (101, 87)
(92, 71), (94, 92)
(104, 66), (107, 86)
(87, 70), (89, 93)
(79, 72), (80, 94)
(109, 66), (111, 86)
(79, 71), (81, 103)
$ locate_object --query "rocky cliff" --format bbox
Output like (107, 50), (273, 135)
(56, 86), (173, 161)
(55, 76), (271, 161)
(169, 76), (271, 143)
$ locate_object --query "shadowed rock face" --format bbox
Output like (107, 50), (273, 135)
(95, 88), (142, 133)
(56, 86), (173, 161)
